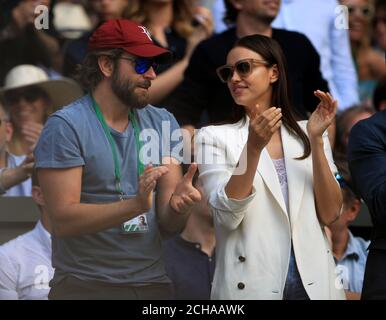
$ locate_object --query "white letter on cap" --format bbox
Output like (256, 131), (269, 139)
(138, 26), (153, 41)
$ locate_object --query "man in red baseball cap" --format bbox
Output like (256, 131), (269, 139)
(34, 19), (201, 300)
(88, 19), (172, 63)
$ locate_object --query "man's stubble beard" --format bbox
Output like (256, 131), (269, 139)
(110, 67), (151, 109)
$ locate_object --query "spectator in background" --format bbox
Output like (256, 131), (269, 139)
(334, 105), (375, 160)
(63, 0), (130, 77)
(0, 170), (54, 300)
(0, 65), (83, 196)
(374, 0), (386, 52)
(340, 0), (386, 106)
(373, 76), (386, 111)
(328, 160), (370, 300)
(0, 0), (63, 83)
(0, 99), (34, 196)
(165, 0), (329, 135)
(164, 175), (215, 300)
(123, 0), (213, 106)
(273, 0), (359, 111)
(348, 110), (386, 299)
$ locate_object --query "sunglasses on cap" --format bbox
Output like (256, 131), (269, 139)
(347, 5), (374, 18)
(119, 56), (159, 74)
(335, 172), (350, 190)
(216, 58), (270, 83)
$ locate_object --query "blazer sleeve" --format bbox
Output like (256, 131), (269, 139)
(348, 120), (386, 227)
(196, 127), (256, 231)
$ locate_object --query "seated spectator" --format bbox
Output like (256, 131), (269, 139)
(0, 0), (63, 83)
(164, 176), (215, 300)
(0, 98), (33, 196)
(373, 76), (386, 111)
(0, 65), (83, 196)
(328, 161), (370, 300)
(348, 110), (386, 299)
(273, 0), (359, 111)
(340, 0), (386, 106)
(0, 170), (54, 300)
(334, 104), (375, 160)
(124, 0), (213, 105)
(374, 0), (386, 52)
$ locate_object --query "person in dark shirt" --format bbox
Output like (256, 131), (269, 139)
(165, 0), (329, 128)
(348, 110), (386, 300)
(164, 177), (215, 300)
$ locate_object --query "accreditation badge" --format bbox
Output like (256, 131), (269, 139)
(121, 214), (149, 233)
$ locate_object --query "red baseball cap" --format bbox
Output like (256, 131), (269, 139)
(88, 19), (172, 63)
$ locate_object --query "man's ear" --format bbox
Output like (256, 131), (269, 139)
(346, 199), (362, 223)
(270, 64), (279, 84)
(32, 186), (45, 207)
(229, 0), (244, 11)
(97, 56), (115, 78)
(5, 121), (13, 142)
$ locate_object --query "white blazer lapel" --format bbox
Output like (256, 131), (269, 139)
(236, 118), (287, 215)
(256, 148), (288, 215)
(281, 125), (307, 221)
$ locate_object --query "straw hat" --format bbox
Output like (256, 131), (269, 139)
(0, 65), (84, 110)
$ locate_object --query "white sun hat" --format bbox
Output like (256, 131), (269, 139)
(53, 2), (93, 39)
(0, 65), (84, 110)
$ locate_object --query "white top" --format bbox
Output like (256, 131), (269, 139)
(272, 0), (359, 110)
(272, 158), (289, 213)
(0, 221), (54, 300)
(3, 153), (32, 197)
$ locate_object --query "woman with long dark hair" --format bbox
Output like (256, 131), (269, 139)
(196, 34), (345, 300)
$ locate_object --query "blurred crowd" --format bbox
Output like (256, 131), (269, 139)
(0, 0), (385, 300)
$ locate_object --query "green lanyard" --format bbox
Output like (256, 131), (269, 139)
(91, 96), (144, 198)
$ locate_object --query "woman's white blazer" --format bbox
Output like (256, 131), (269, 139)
(195, 118), (345, 300)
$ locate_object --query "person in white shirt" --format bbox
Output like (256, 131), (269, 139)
(0, 64), (83, 196)
(273, 0), (360, 111)
(0, 170), (54, 300)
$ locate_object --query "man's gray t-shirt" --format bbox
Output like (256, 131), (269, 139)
(34, 95), (182, 285)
